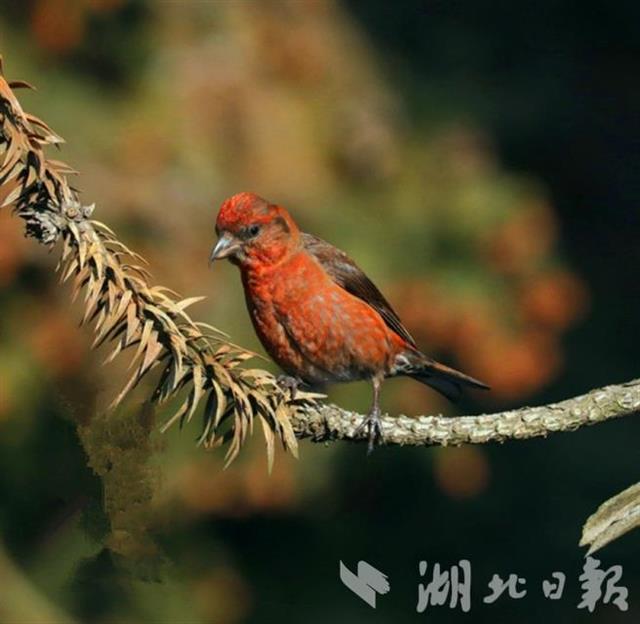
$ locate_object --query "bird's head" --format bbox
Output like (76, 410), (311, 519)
(210, 192), (300, 268)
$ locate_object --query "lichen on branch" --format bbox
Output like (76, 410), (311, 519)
(292, 379), (640, 446)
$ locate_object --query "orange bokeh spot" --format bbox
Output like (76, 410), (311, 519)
(31, 0), (86, 55)
(433, 446), (490, 500)
(392, 280), (457, 349)
(520, 270), (589, 331)
(193, 567), (252, 624)
(483, 204), (557, 274)
(178, 451), (298, 517)
(0, 215), (27, 287)
(28, 311), (86, 377)
(86, 0), (125, 12)
(460, 329), (562, 401)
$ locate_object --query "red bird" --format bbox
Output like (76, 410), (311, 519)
(210, 192), (489, 452)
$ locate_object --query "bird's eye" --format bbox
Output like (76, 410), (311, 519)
(247, 224), (261, 238)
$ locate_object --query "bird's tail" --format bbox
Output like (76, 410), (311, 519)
(401, 349), (490, 402)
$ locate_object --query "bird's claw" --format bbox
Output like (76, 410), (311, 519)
(355, 409), (385, 455)
(277, 374), (302, 400)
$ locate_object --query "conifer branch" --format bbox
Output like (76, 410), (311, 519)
(0, 57), (317, 469)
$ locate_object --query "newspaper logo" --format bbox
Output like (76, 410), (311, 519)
(339, 560), (391, 608)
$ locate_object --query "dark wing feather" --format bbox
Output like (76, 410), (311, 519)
(302, 233), (416, 347)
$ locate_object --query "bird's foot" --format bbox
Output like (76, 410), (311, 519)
(355, 407), (385, 455)
(277, 374), (303, 400)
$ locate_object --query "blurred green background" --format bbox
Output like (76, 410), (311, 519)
(0, 1), (639, 622)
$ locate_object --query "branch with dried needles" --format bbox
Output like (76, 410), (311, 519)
(1, 58), (639, 553)
(0, 57), (318, 471)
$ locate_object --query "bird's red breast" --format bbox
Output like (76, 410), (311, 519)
(241, 246), (406, 384)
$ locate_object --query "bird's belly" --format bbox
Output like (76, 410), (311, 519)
(245, 272), (393, 384)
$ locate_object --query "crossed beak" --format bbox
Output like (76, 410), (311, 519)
(209, 232), (241, 265)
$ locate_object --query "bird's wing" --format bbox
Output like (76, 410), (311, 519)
(302, 232), (417, 347)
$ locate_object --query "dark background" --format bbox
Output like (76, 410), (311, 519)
(353, 0), (640, 389)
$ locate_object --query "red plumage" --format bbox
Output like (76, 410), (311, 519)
(210, 192), (489, 451)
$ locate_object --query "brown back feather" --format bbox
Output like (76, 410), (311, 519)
(302, 233), (416, 347)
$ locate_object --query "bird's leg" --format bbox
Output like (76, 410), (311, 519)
(276, 374), (303, 400)
(355, 375), (385, 454)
